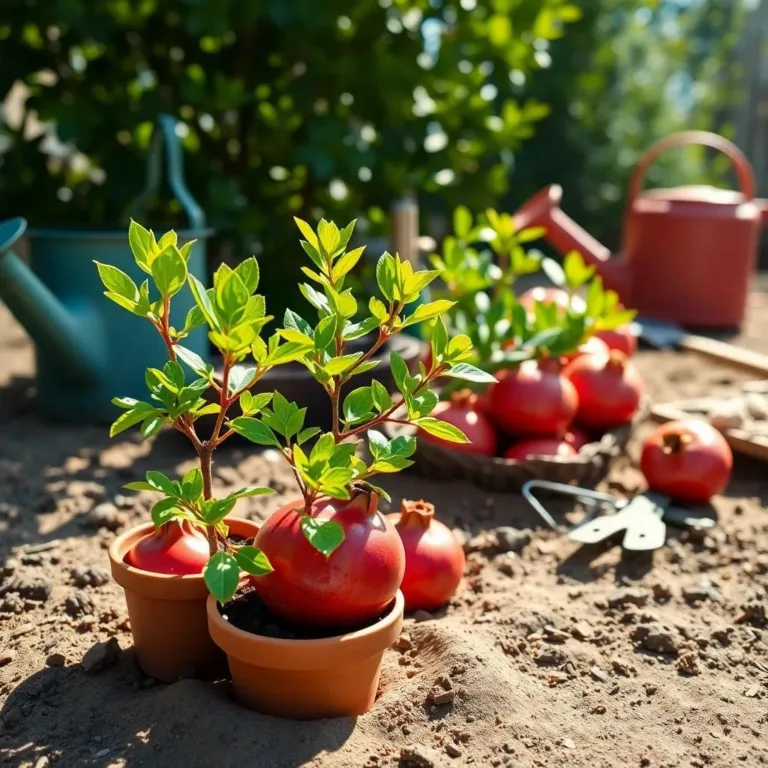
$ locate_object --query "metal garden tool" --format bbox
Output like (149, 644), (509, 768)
(521, 480), (716, 552)
(633, 317), (768, 378)
(0, 114), (211, 423)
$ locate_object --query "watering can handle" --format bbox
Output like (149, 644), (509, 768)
(627, 131), (756, 206)
(124, 114), (206, 230)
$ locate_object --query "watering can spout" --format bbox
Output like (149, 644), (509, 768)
(0, 218), (103, 385)
(512, 185), (631, 297)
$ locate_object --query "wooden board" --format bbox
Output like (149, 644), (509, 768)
(650, 400), (768, 463)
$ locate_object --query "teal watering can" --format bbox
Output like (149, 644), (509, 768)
(0, 115), (211, 423)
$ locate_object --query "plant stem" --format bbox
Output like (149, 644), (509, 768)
(198, 442), (218, 557)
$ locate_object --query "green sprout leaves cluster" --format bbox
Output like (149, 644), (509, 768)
(429, 207), (637, 379)
(98, 217), (491, 603)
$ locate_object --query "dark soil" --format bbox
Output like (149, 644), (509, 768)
(220, 586), (391, 641)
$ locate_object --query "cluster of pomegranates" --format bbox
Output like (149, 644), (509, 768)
(421, 309), (643, 462)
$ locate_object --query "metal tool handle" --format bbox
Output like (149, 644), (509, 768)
(521, 480), (618, 532)
(628, 131), (756, 207)
(677, 334), (768, 378)
(123, 114), (206, 230)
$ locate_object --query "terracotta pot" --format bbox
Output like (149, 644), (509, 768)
(109, 518), (260, 683)
(207, 590), (405, 719)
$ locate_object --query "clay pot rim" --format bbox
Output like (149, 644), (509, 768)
(207, 590), (405, 671)
(109, 518), (260, 601)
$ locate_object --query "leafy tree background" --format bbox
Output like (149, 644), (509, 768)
(0, 0), (747, 315)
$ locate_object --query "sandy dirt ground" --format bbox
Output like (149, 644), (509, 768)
(1, 295), (768, 768)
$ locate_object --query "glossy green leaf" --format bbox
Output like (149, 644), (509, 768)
(331, 245), (365, 282)
(228, 365), (256, 395)
(181, 468), (204, 501)
(204, 552), (239, 603)
(235, 257), (260, 293)
(229, 486), (275, 499)
(189, 274), (219, 330)
(325, 353), (362, 376)
(151, 497), (183, 527)
(94, 262), (138, 301)
(151, 245), (188, 297)
(300, 517), (345, 557)
(227, 417), (280, 446)
(235, 546), (273, 575)
(401, 299), (455, 328)
(442, 363), (496, 384)
(414, 417), (469, 443)
(128, 220), (153, 274)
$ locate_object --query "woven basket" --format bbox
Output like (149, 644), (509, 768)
(385, 403), (647, 492)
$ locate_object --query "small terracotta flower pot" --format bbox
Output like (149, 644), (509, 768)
(207, 590), (405, 719)
(109, 518), (260, 683)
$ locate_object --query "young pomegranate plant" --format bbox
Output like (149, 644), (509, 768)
(97, 218), (492, 609)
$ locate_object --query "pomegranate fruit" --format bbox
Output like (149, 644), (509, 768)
(252, 487), (405, 628)
(565, 427), (591, 451)
(504, 438), (576, 461)
(127, 520), (210, 576)
(560, 335), (609, 364)
(595, 326), (637, 357)
(518, 287), (586, 314)
(563, 350), (643, 429)
(640, 420), (733, 503)
(488, 358), (577, 437)
(387, 500), (465, 611)
(420, 390), (497, 456)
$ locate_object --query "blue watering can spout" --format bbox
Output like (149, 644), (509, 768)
(0, 217), (104, 386)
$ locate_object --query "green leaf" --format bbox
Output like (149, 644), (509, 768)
(297, 427), (321, 444)
(227, 417), (280, 446)
(202, 497), (237, 524)
(229, 486), (275, 499)
(266, 341), (313, 366)
(122, 481), (157, 492)
(128, 220), (153, 274)
(146, 471), (176, 496)
(517, 226), (546, 243)
(109, 403), (156, 437)
(314, 316), (337, 351)
(442, 363), (497, 384)
(300, 517), (345, 557)
(343, 316), (379, 341)
(140, 415), (164, 439)
(370, 380), (393, 412)
(348, 359), (380, 378)
(317, 219), (340, 256)
(430, 317), (449, 363)
(284, 309), (314, 337)
(112, 396), (140, 410)
(150, 497), (186, 527)
(294, 217), (319, 249)
(337, 219), (356, 251)
(367, 429), (390, 460)
(401, 300), (455, 328)
(158, 231), (177, 249)
(415, 417), (470, 443)
(179, 239), (197, 262)
(300, 240), (325, 271)
(151, 245), (188, 297)
(175, 345), (213, 378)
(94, 262), (139, 301)
(215, 271), (249, 327)
(376, 253), (397, 302)
(189, 274), (219, 330)
(541, 257), (566, 288)
(234, 257), (260, 293)
(325, 353), (362, 376)
(389, 352), (410, 394)
(279, 328), (314, 346)
(369, 297), (389, 323)
(204, 552), (239, 603)
(103, 292), (144, 316)
(163, 361), (185, 389)
(564, 250), (595, 290)
(229, 365), (256, 396)
(343, 387), (375, 424)
(235, 546), (273, 576)
(331, 245), (365, 282)
(453, 206), (472, 239)
(181, 468), (204, 501)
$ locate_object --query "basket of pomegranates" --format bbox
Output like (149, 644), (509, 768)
(397, 212), (645, 491)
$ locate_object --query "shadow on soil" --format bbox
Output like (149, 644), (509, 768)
(0, 653), (356, 768)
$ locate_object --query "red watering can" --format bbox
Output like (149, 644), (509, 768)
(513, 132), (768, 329)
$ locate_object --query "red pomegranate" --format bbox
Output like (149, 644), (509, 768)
(640, 420), (733, 504)
(387, 500), (465, 611)
(595, 326), (637, 357)
(518, 287), (586, 314)
(252, 486), (405, 628)
(420, 391), (497, 456)
(563, 350), (643, 430)
(504, 438), (576, 461)
(127, 520), (210, 575)
(560, 335), (609, 364)
(488, 358), (578, 437)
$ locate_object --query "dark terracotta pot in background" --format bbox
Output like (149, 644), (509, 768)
(207, 590), (404, 719)
(109, 518), (260, 683)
